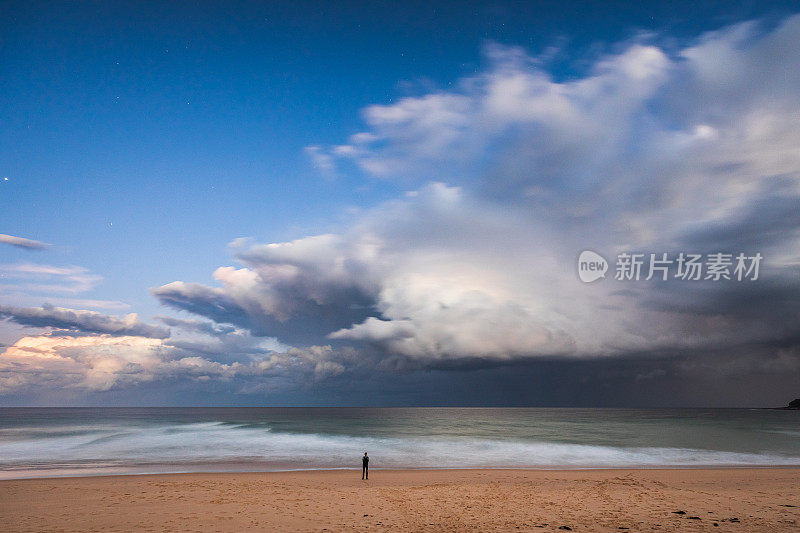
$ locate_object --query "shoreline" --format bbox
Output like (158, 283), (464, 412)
(1, 468), (797, 531)
(2, 463), (800, 482)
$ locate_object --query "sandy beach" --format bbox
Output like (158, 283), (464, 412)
(1, 468), (798, 532)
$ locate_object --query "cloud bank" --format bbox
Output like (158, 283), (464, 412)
(0, 334), (347, 394)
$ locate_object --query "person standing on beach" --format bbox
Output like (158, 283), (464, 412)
(362, 452), (369, 480)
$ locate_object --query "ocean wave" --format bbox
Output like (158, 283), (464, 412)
(0, 420), (798, 477)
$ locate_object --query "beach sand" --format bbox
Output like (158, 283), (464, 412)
(1, 468), (798, 532)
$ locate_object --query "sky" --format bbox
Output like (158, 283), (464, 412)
(1, 1), (799, 406)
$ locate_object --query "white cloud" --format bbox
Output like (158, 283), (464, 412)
(0, 234), (50, 250)
(0, 332), (349, 394)
(0, 263), (103, 294)
(304, 145), (337, 179)
(0, 335), (166, 392)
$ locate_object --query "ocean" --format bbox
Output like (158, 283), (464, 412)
(0, 407), (798, 479)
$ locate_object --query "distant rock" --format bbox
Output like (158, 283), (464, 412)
(781, 398), (800, 410)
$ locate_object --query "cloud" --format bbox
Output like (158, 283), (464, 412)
(152, 15), (800, 372)
(0, 262), (124, 311)
(156, 315), (238, 336)
(155, 315), (288, 363)
(0, 263), (103, 294)
(0, 305), (170, 339)
(304, 145), (338, 179)
(0, 335), (166, 392)
(151, 235), (378, 345)
(32, 298), (131, 311)
(0, 234), (50, 250)
(0, 308), (350, 395)
(0, 333), (350, 394)
(4, 15), (800, 405)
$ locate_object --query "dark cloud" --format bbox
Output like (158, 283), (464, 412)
(151, 252), (378, 345)
(0, 304), (170, 339)
(679, 176), (800, 252)
(151, 282), (251, 327)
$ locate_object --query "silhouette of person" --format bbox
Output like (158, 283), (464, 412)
(362, 452), (369, 480)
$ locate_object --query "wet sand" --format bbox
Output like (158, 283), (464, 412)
(1, 468), (798, 532)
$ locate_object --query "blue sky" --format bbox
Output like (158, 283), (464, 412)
(2, 1), (800, 406)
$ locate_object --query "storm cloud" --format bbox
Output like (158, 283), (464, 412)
(150, 15), (800, 374)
